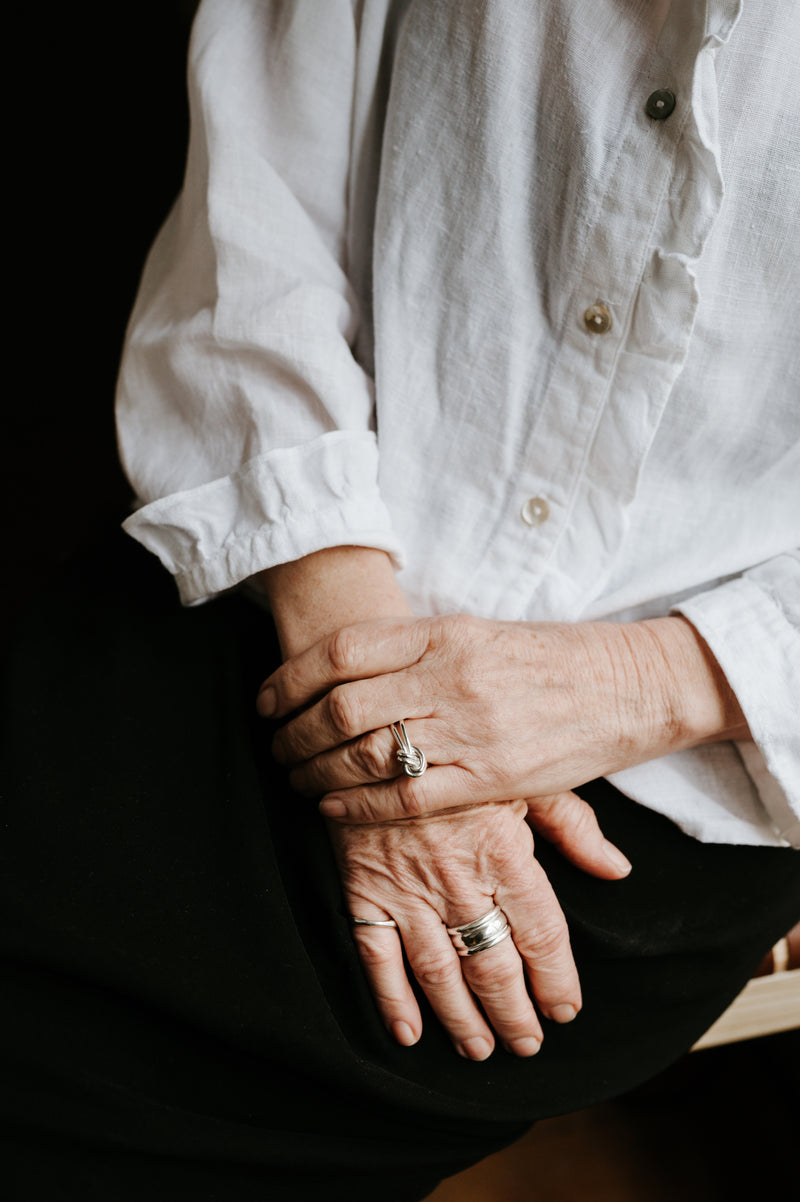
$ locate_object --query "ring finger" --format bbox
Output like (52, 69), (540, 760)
(289, 720), (438, 795)
(401, 900), (546, 1059)
(449, 905), (544, 1056)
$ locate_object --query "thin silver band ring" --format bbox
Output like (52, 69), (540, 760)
(351, 916), (398, 928)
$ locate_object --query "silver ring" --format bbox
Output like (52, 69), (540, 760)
(351, 916), (398, 928)
(447, 905), (511, 957)
(390, 720), (427, 778)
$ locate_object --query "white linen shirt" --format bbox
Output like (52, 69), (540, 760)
(116, 0), (800, 849)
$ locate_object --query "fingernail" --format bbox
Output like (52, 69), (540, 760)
(319, 799), (347, 818)
(392, 1021), (418, 1047)
(549, 1004), (577, 1024)
(458, 1037), (493, 1061)
(604, 842), (632, 875)
(507, 1037), (541, 1057)
(258, 687), (277, 717)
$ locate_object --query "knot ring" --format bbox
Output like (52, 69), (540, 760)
(390, 721), (427, 778)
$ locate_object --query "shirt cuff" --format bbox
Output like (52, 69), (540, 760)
(674, 561), (800, 847)
(122, 430), (405, 605)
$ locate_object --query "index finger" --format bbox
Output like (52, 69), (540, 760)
(257, 618), (429, 717)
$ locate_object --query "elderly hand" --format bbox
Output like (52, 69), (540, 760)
(259, 613), (748, 824)
(328, 799), (586, 1059)
(255, 551), (638, 1057)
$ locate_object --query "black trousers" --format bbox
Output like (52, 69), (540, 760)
(2, 530), (799, 1201)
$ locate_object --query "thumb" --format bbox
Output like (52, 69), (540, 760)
(525, 792), (632, 880)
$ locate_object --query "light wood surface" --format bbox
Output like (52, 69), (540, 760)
(692, 967), (800, 1050)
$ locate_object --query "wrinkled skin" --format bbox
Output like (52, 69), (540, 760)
(329, 799), (598, 1059)
(258, 557), (745, 1058)
(262, 613), (744, 824)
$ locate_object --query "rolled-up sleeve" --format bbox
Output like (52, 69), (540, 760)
(116, 0), (402, 604)
(675, 551), (800, 846)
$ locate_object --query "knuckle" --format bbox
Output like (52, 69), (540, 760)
(327, 686), (363, 737)
(413, 955), (462, 992)
(342, 792), (384, 826)
(354, 732), (392, 779)
(465, 955), (518, 991)
(328, 627), (362, 675)
(359, 801), (383, 825)
(561, 797), (597, 838)
(353, 930), (397, 967)
(277, 658), (304, 703)
(491, 839), (530, 879)
(526, 917), (570, 959)
(399, 778), (427, 818)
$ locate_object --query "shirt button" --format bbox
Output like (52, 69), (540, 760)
(583, 302), (612, 334)
(521, 496), (550, 527)
(645, 89), (676, 120)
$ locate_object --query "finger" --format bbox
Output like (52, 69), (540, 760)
(526, 792), (632, 880)
(457, 927), (544, 1056)
(318, 764), (487, 823)
(257, 619), (429, 719)
(290, 727), (400, 795)
(289, 719), (447, 795)
(272, 674), (430, 766)
(495, 858), (582, 1023)
(348, 916), (423, 1047)
(400, 914), (497, 1060)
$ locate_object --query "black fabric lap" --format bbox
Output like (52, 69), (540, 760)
(2, 530), (798, 1201)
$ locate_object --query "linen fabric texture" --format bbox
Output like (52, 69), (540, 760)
(115, 0), (800, 849)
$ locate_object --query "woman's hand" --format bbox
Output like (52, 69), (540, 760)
(259, 613), (748, 823)
(255, 551), (632, 1055)
(329, 800), (584, 1059)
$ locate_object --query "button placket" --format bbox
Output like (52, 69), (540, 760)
(467, 6), (697, 620)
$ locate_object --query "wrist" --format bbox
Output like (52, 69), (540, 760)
(631, 616), (749, 750)
(256, 545), (412, 659)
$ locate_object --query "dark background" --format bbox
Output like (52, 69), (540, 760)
(7, 4), (198, 635)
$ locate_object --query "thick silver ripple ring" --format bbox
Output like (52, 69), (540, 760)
(390, 720), (427, 778)
(447, 906), (511, 957)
